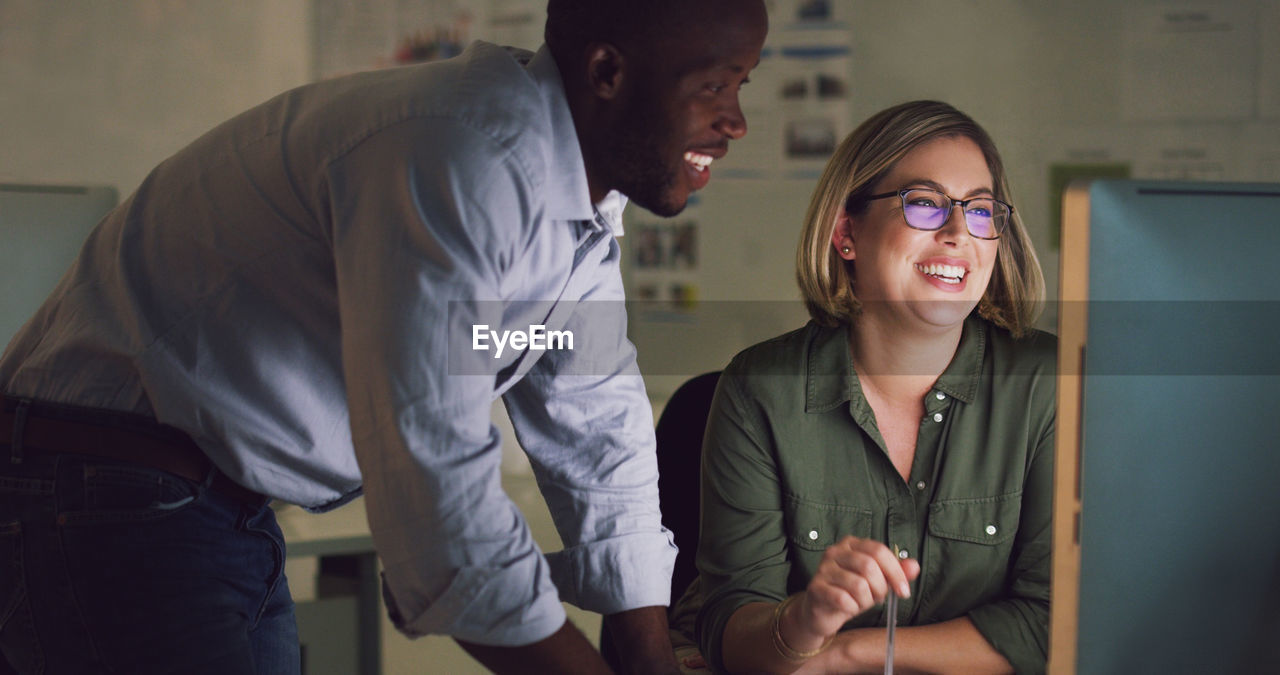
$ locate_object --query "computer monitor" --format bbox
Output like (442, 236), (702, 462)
(1051, 179), (1280, 673)
(0, 183), (117, 347)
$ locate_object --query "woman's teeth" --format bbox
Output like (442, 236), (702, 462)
(915, 263), (966, 283)
(684, 151), (713, 172)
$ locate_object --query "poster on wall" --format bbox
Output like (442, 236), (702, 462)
(312, 0), (479, 79)
(712, 0), (852, 181)
(1120, 4), (1255, 121)
(1133, 125), (1232, 181)
(624, 201), (702, 312)
(771, 1), (850, 180)
(776, 37), (850, 179)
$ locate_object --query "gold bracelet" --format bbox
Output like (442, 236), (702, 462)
(770, 594), (832, 662)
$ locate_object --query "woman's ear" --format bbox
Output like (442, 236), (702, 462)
(831, 211), (856, 261)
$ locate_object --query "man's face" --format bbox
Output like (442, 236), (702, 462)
(606, 2), (768, 217)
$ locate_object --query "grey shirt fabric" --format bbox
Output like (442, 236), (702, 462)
(676, 315), (1055, 673)
(0, 42), (676, 646)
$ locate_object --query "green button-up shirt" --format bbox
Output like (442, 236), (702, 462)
(687, 316), (1056, 674)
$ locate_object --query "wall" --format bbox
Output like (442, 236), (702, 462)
(0, 0), (311, 192)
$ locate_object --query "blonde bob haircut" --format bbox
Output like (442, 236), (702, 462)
(795, 100), (1044, 337)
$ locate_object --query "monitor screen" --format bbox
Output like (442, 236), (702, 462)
(1052, 179), (1280, 673)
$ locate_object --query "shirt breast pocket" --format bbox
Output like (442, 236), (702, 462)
(923, 491), (1023, 609)
(783, 495), (873, 581)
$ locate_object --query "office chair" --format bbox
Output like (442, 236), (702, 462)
(599, 371), (722, 669)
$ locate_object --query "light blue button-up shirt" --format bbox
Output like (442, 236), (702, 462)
(0, 42), (676, 646)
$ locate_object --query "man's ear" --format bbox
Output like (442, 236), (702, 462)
(584, 42), (626, 100)
(832, 211), (857, 260)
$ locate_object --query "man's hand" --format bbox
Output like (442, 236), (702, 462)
(604, 605), (682, 675)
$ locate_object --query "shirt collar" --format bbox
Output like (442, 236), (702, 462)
(526, 46), (628, 235)
(805, 314), (986, 414)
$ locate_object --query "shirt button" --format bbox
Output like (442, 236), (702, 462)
(986, 524), (998, 536)
(808, 530), (819, 540)
(916, 480), (926, 491)
(932, 413), (943, 423)
(935, 392), (946, 400)
(897, 548), (910, 559)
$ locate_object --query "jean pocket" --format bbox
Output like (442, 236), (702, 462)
(0, 520), (44, 674)
(61, 462), (200, 526)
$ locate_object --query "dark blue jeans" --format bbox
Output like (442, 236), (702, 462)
(0, 450), (299, 674)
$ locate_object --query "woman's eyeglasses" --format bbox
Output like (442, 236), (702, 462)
(862, 188), (1012, 240)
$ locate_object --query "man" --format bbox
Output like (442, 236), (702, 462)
(0, 1), (768, 672)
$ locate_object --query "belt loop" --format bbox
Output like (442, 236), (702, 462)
(10, 398), (31, 465)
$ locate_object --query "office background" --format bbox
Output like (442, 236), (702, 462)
(3, 1), (1278, 672)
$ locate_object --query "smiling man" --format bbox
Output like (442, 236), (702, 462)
(556, 1), (764, 217)
(0, 1), (767, 673)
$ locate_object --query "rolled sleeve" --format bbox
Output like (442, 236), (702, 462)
(503, 243), (676, 615)
(366, 398), (567, 645)
(967, 418), (1054, 674)
(694, 368), (791, 673)
(545, 530), (678, 613)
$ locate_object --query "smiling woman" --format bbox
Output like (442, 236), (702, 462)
(798, 101), (1044, 336)
(832, 135), (1004, 331)
(669, 101), (1055, 675)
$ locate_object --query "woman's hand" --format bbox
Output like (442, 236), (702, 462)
(784, 536), (921, 646)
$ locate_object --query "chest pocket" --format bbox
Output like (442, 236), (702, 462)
(920, 491), (1022, 618)
(782, 495), (873, 589)
(927, 491), (1021, 545)
(784, 495), (874, 551)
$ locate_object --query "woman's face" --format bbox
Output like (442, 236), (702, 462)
(833, 135), (1001, 333)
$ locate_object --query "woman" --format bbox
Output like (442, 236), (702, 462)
(676, 100), (1053, 674)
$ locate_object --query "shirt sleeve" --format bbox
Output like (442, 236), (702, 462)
(693, 365), (794, 673)
(501, 235), (677, 615)
(966, 411), (1055, 674)
(327, 118), (567, 647)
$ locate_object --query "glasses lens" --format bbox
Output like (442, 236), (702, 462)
(900, 189), (949, 230)
(963, 199), (1007, 239)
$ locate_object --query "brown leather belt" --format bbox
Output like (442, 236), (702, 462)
(1, 396), (268, 508)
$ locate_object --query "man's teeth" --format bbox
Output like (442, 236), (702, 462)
(684, 151), (713, 172)
(915, 263), (967, 283)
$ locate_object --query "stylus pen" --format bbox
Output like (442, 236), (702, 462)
(885, 590), (897, 675)
(886, 543), (899, 675)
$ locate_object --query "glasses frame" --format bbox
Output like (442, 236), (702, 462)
(863, 188), (1013, 240)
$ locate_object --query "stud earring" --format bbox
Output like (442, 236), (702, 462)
(841, 246), (851, 254)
